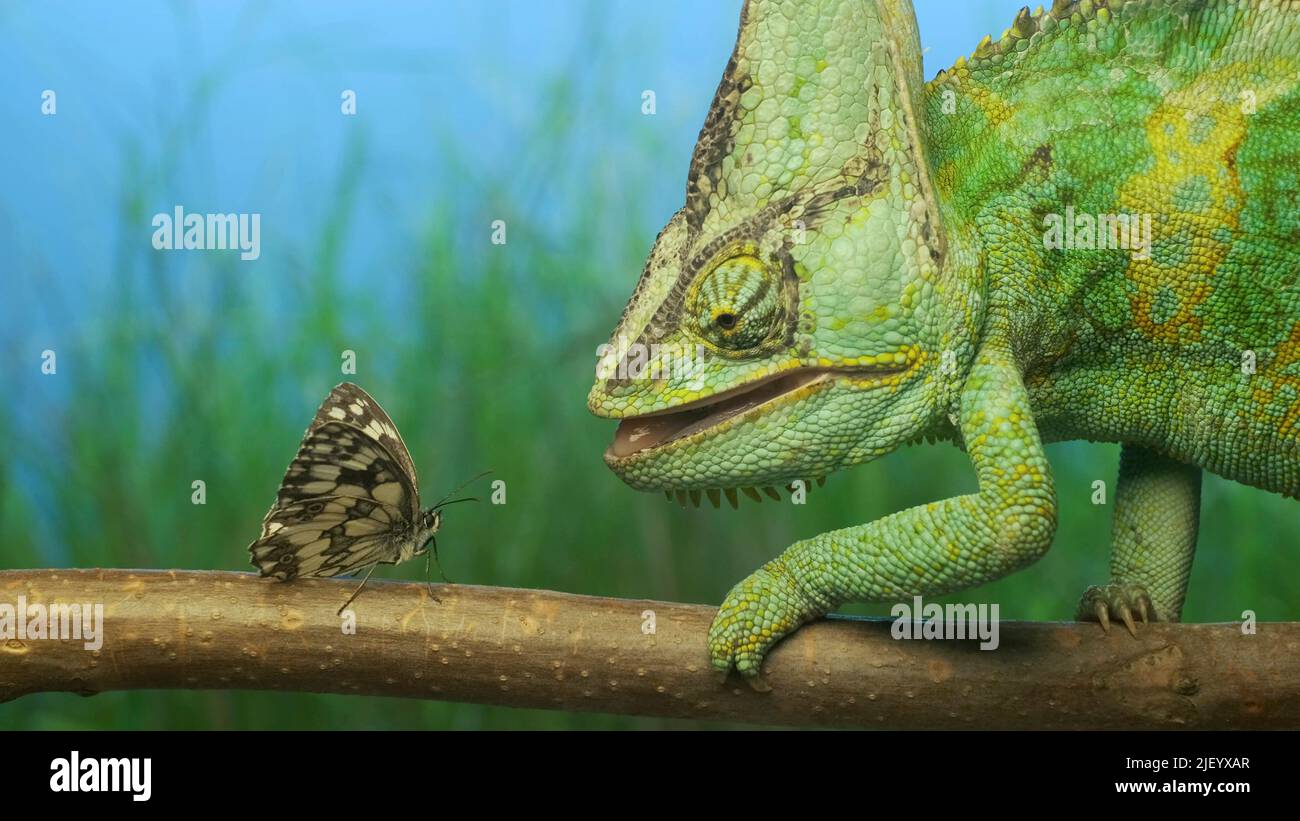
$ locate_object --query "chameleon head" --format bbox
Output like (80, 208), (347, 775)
(588, 0), (979, 493)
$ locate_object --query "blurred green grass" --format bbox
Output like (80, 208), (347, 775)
(3, 7), (1299, 730)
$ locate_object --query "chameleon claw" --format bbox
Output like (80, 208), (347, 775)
(1118, 604), (1138, 638)
(1094, 600), (1111, 634)
(745, 674), (772, 693)
(1079, 583), (1157, 635)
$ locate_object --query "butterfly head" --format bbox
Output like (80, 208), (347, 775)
(412, 508), (444, 555)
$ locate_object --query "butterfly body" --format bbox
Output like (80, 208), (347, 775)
(249, 383), (443, 584)
(404, 509), (444, 564)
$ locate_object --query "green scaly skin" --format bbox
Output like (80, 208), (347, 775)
(588, 0), (1300, 684)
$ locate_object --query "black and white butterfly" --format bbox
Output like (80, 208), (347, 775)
(249, 382), (479, 613)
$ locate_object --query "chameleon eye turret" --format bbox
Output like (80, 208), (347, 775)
(687, 254), (786, 353)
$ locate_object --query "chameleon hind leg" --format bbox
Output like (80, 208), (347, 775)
(1077, 444), (1201, 634)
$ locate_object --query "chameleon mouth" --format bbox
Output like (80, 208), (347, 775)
(605, 344), (921, 461)
(609, 368), (830, 459)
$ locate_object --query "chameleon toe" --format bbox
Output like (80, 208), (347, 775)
(1078, 583), (1157, 636)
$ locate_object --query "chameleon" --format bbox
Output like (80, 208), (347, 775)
(588, 0), (1300, 686)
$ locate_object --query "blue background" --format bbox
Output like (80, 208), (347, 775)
(3, 1), (1293, 730)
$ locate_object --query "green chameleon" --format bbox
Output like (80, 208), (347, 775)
(588, 0), (1300, 686)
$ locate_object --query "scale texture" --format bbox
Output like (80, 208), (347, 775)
(589, 0), (1300, 681)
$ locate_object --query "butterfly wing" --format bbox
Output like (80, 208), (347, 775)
(250, 495), (408, 579)
(250, 382), (423, 579)
(274, 383), (421, 517)
(304, 383), (420, 511)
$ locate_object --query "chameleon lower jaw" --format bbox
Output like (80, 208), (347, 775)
(606, 364), (906, 460)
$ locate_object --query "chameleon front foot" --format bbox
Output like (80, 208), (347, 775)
(707, 562), (821, 691)
(1076, 583), (1155, 637)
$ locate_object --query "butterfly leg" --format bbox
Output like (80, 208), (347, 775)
(424, 547), (442, 604)
(337, 563), (380, 616)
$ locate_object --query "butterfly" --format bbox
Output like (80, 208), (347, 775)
(248, 382), (481, 614)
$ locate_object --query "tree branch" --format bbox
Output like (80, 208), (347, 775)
(0, 569), (1295, 728)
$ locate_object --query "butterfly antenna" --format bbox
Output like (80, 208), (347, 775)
(419, 471), (488, 599)
(432, 495), (478, 512)
(430, 469), (492, 509)
(337, 564), (380, 616)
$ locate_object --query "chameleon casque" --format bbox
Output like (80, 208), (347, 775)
(588, 0), (1300, 684)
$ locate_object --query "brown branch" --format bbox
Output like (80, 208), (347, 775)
(0, 569), (1296, 728)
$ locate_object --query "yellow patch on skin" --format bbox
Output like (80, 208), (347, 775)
(932, 73), (1014, 197)
(1258, 322), (1300, 440)
(1120, 62), (1293, 343)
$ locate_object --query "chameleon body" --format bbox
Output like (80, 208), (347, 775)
(588, 0), (1300, 683)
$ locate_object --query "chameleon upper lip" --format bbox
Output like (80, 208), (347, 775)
(606, 363), (909, 459)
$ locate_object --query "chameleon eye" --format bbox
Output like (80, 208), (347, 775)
(688, 255), (784, 352)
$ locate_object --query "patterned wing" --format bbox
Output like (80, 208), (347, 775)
(249, 495), (409, 579)
(313, 383), (419, 498)
(249, 382), (423, 579)
(275, 383), (421, 519)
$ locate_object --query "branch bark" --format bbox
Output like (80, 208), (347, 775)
(0, 569), (1295, 728)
